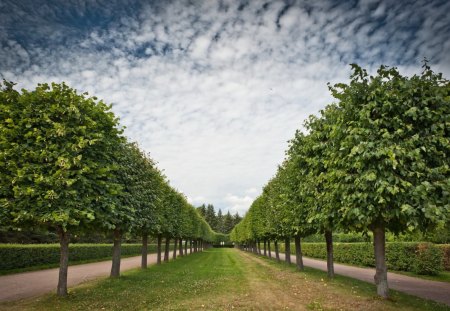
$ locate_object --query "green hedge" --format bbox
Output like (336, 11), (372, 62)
(437, 244), (450, 271)
(278, 242), (447, 275)
(0, 243), (163, 271)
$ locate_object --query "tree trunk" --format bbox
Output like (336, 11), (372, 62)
(294, 235), (304, 271)
(275, 240), (280, 263)
(110, 228), (122, 277)
(325, 230), (334, 278)
(285, 237), (291, 264)
(263, 240), (267, 256)
(373, 223), (389, 298)
(268, 240), (272, 258)
(56, 227), (70, 296)
(179, 238), (184, 256)
(164, 237), (170, 262)
(141, 233), (148, 269)
(190, 240), (193, 253)
(173, 238), (178, 259)
(157, 234), (162, 265)
(185, 239), (188, 254)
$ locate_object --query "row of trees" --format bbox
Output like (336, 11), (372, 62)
(197, 203), (242, 234)
(0, 81), (218, 296)
(230, 62), (449, 298)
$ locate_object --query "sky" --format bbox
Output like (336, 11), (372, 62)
(1, 0), (449, 216)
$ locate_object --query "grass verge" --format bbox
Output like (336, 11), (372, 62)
(1, 248), (448, 310)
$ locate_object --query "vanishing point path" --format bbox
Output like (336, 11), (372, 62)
(0, 250), (449, 306)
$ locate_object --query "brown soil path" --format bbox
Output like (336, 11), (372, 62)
(0, 250), (192, 302)
(270, 251), (450, 306)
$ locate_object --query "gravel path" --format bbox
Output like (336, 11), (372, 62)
(0, 251), (192, 302)
(272, 252), (450, 306)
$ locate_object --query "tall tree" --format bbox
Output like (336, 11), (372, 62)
(205, 204), (217, 230)
(197, 204), (206, 218)
(329, 63), (450, 298)
(223, 211), (234, 233)
(232, 212), (242, 228)
(216, 209), (224, 233)
(0, 81), (124, 296)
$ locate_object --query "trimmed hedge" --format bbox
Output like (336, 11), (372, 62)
(0, 243), (163, 271)
(278, 242), (448, 275)
(437, 244), (450, 271)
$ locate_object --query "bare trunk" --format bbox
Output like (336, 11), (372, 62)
(263, 240), (267, 256)
(56, 227), (69, 296)
(110, 228), (122, 277)
(141, 233), (148, 269)
(373, 223), (389, 298)
(185, 239), (188, 254)
(325, 230), (334, 278)
(294, 235), (304, 271)
(164, 237), (170, 262)
(285, 237), (291, 264)
(257, 240), (261, 255)
(179, 238), (184, 256)
(268, 240), (272, 258)
(275, 240), (280, 263)
(157, 234), (162, 265)
(190, 240), (193, 253)
(172, 238), (178, 259)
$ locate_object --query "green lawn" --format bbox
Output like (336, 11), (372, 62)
(1, 248), (449, 311)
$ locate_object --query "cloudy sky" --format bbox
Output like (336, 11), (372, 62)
(1, 0), (449, 215)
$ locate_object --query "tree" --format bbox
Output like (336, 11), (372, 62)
(197, 204), (206, 218)
(328, 63), (450, 298)
(232, 212), (242, 228)
(216, 209), (224, 233)
(223, 211), (234, 233)
(301, 106), (342, 278)
(0, 81), (124, 296)
(205, 204), (217, 230)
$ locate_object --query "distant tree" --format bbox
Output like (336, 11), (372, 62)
(232, 212), (242, 228)
(197, 204), (206, 218)
(205, 204), (217, 230)
(216, 209), (224, 232)
(223, 211), (234, 233)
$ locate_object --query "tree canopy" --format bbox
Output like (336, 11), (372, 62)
(230, 62), (450, 298)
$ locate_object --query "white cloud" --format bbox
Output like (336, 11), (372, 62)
(224, 194), (255, 216)
(1, 0), (449, 215)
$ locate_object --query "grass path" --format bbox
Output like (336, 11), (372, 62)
(1, 249), (449, 310)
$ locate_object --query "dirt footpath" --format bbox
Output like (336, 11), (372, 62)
(0, 253), (163, 302)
